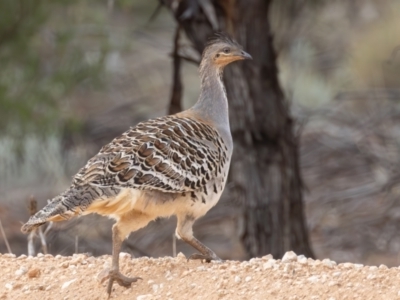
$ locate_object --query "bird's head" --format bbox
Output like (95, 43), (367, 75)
(202, 32), (252, 69)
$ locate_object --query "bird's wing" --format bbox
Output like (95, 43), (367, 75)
(73, 115), (229, 194)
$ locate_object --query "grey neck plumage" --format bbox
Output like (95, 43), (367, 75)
(191, 60), (230, 131)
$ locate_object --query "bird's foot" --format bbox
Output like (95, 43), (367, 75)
(98, 268), (141, 297)
(188, 253), (223, 263)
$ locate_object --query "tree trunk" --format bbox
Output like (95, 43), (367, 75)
(166, 0), (314, 258)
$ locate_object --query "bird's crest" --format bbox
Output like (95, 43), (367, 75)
(205, 32), (240, 48)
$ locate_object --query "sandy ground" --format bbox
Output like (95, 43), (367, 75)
(1, 251), (400, 300)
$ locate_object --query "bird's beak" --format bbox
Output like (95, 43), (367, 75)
(240, 50), (252, 60)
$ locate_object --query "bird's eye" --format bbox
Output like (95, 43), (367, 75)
(223, 48), (230, 54)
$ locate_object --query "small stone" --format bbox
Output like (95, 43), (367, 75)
(3, 253), (16, 258)
(354, 264), (363, 269)
(341, 263), (353, 269)
(327, 281), (337, 287)
(312, 260), (322, 266)
(69, 260), (79, 266)
(234, 276), (241, 283)
(136, 295), (153, 300)
(152, 284), (159, 293)
(60, 262), (69, 268)
(283, 264), (292, 273)
(176, 252), (186, 260)
(18, 255), (27, 260)
(22, 285), (30, 292)
(369, 266), (378, 271)
(379, 264), (388, 270)
(165, 270), (172, 278)
(282, 251), (297, 263)
(45, 285), (53, 291)
(297, 255), (308, 265)
(332, 272), (341, 277)
(307, 275), (319, 283)
(197, 266), (206, 271)
(262, 254), (273, 261)
(15, 267), (28, 277)
(218, 289), (227, 296)
(37, 253), (44, 258)
(97, 269), (110, 283)
(27, 268), (41, 278)
(13, 283), (22, 290)
(61, 279), (76, 290)
(245, 276), (252, 282)
(263, 259), (276, 270)
(119, 252), (131, 259)
(322, 259), (335, 269)
(5, 283), (13, 291)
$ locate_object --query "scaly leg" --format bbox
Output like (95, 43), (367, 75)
(106, 224), (142, 296)
(103, 211), (153, 297)
(176, 214), (221, 263)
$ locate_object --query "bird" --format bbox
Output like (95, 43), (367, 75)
(21, 32), (252, 296)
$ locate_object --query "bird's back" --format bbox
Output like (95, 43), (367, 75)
(75, 113), (230, 194)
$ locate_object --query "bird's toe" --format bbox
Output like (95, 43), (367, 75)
(188, 253), (223, 263)
(106, 270), (142, 296)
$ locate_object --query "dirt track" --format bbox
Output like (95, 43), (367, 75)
(0, 251), (399, 300)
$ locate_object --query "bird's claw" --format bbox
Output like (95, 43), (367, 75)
(105, 270), (142, 297)
(188, 253), (223, 263)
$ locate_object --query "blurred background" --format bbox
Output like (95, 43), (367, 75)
(1, 0), (400, 266)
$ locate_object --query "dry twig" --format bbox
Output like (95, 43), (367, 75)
(0, 217), (12, 254)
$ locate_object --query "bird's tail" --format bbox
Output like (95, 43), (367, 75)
(21, 190), (79, 234)
(21, 184), (117, 234)
(21, 185), (121, 234)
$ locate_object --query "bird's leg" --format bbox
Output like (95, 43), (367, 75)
(176, 214), (222, 263)
(106, 224), (141, 296)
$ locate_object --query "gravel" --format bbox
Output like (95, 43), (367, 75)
(0, 251), (399, 299)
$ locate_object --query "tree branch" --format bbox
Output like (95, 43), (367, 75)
(168, 25), (183, 115)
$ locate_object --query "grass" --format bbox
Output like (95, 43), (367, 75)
(0, 134), (87, 188)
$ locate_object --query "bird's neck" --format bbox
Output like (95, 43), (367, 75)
(192, 61), (230, 130)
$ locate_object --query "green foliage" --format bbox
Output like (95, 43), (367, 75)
(0, 0), (106, 137)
